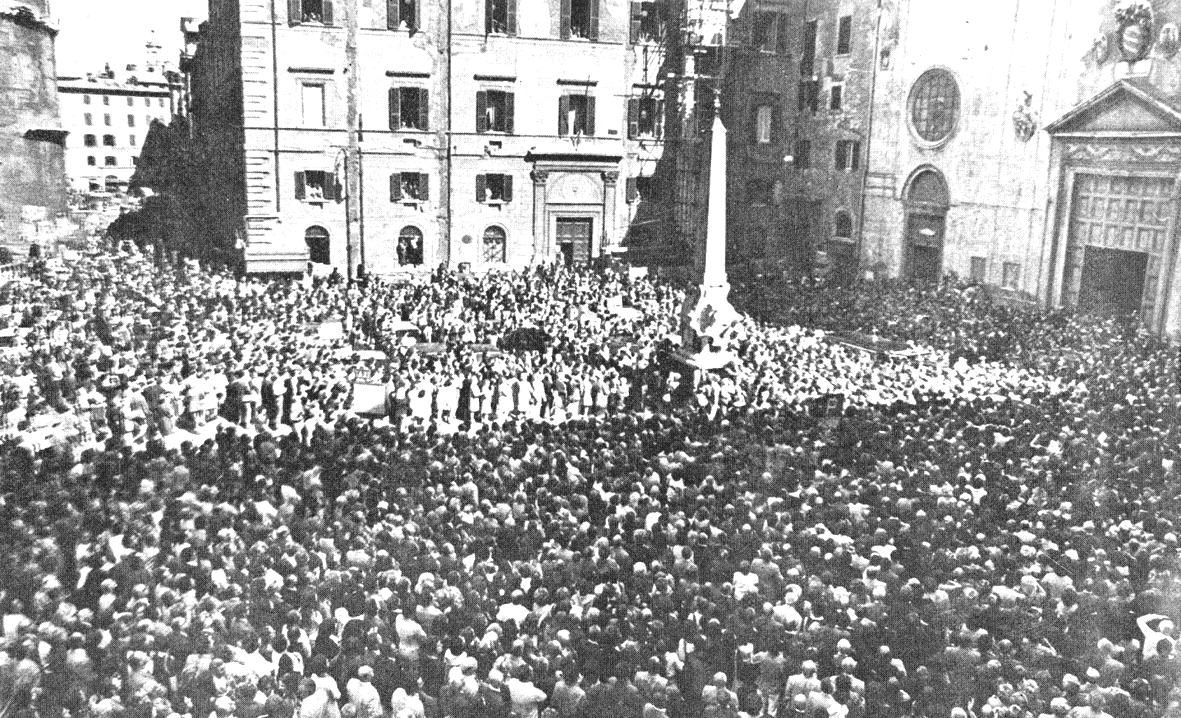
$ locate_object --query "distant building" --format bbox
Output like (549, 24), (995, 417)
(57, 62), (179, 196)
(0, 0), (69, 252)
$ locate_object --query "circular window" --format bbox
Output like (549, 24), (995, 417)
(908, 68), (960, 145)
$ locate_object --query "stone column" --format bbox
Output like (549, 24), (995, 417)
(601, 170), (619, 257)
(531, 169), (549, 263)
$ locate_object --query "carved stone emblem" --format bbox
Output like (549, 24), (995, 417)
(1094, 32), (1111, 65)
(1012, 91), (1038, 143)
(1116, 0), (1155, 62)
(1159, 22), (1180, 58)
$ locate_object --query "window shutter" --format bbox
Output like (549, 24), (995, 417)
(627, 99), (640, 139)
(772, 104), (782, 144)
(589, 0), (600, 40)
(586, 96), (596, 135)
(418, 88), (429, 130)
(851, 140), (861, 170)
(834, 142), (844, 170)
(630, 1), (643, 43)
(560, 0), (571, 40)
(323, 173), (337, 201)
(419, 174), (429, 200)
(288, 0), (302, 24)
(749, 106), (759, 143)
(503, 175), (513, 202)
(655, 99), (664, 139)
(504, 93), (515, 133)
(390, 173), (402, 202)
(294, 172), (306, 200)
(475, 91), (488, 133)
(322, 0), (334, 25)
(506, 0), (518, 35)
(410, 0), (421, 32)
(389, 88), (401, 130)
(387, 0), (399, 28)
(484, 0), (493, 33)
(558, 95), (570, 135)
(626, 177), (638, 203)
(476, 174), (487, 202)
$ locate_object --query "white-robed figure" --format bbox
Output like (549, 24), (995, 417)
(409, 378), (434, 422)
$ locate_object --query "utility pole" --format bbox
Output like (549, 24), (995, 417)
(344, 0), (361, 282)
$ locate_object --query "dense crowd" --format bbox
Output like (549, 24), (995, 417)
(1, 241), (1180, 718)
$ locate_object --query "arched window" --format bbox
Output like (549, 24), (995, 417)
(398, 225), (424, 266)
(305, 226), (331, 264)
(834, 210), (853, 239)
(482, 226), (507, 264)
(908, 68), (960, 144)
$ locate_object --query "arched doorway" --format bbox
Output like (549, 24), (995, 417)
(305, 226), (331, 265)
(904, 168), (949, 283)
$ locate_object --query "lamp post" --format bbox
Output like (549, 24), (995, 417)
(332, 146), (353, 283)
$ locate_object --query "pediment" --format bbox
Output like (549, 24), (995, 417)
(1046, 79), (1181, 134)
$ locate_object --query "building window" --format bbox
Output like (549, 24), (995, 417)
(129, 135), (136, 146)
(127, 114), (135, 127)
(131, 157), (138, 166)
(562, 0), (599, 40)
(485, 0), (517, 35)
(830, 84), (843, 112)
(398, 226), (424, 265)
(159, 98), (165, 107)
(83, 134), (97, 147)
(483, 226), (507, 263)
(476, 174), (513, 203)
(558, 94), (595, 136)
(104, 114), (111, 126)
(626, 175), (658, 203)
(627, 96), (663, 139)
(835, 139), (860, 171)
(104, 156), (117, 166)
(793, 140), (811, 169)
(126, 97), (134, 107)
(909, 68), (960, 144)
(798, 80), (820, 114)
(305, 226), (331, 264)
(87, 156), (96, 166)
(476, 90), (515, 133)
(387, 0), (418, 30)
(752, 12), (786, 53)
(834, 209), (853, 239)
(390, 172), (429, 202)
(102, 134), (116, 146)
(837, 15), (852, 55)
(291, 0), (334, 24)
(1002, 262), (1020, 289)
(84, 113), (93, 126)
(629, 0), (663, 44)
(294, 170), (338, 202)
(754, 105), (774, 144)
(145, 97), (151, 107)
(301, 83), (327, 127)
(388, 87), (429, 130)
(105, 175), (120, 192)
(800, 19), (818, 76)
(83, 95), (91, 105)
(102, 96), (110, 106)
(969, 257), (986, 282)
(747, 179), (773, 206)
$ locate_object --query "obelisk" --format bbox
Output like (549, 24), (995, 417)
(678, 101), (740, 368)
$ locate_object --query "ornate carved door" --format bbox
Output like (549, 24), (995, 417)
(556, 218), (592, 267)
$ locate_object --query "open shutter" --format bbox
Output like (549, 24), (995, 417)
(322, 0), (334, 25)
(749, 106), (759, 143)
(626, 177), (638, 203)
(504, 93), (515, 133)
(387, 0), (399, 28)
(588, 0), (600, 40)
(294, 172), (306, 200)
(476, 174), (487, 202)
(627, 98), (639, 139)
(560, 0), (572, 40)
(503, 175), (513, 202)
(506, 0), (518, 35)
(418, 88), (429, 130)
(586, 96), (596, 135)
(851, 141), (861, 171)
(772, 104), (783, 144)
(390, 173), (402, 202)
(630, 1), (643, 43)
(558, 95), (569, 136)
(389, 88), (401, 130)
(655, 99), (664, 139)
(419, 174), (430, 200)
(475, 91), (488, 133)
(409, 0), (420, 32)
(323, 173), (337, 201)
(484, 0), (493, 33)
(289, 0), (302, 24)
(776, 14), (789, 54)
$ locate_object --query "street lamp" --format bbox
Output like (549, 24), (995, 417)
(331, 146), (353, 283)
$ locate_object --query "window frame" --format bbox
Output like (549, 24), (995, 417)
(482, 225), (508, 264)
(908, 67), (961, 147)
(628, 95), (663, 140)
(834, 139), (861, 171)
(294, 169), (338, 203)
(1002, 261), (1020, 289)
(561, 0), (600, 41)
(476, 173), (514, 204)
(558, 92), (596, 137)
(300, 81), (328, 128)
(104, 156), (118, 166)
(83, 134), (97, 147)
(397, 225), (426, 266)
(755, 105), (773, 144)
(485, 0), (518, 35)
(829, 83), (843, 112)
(969, 257), (987, 283)
(476, 89), (515, 134)
(388, 86), (430, 131)
(387, 0), (420, 31)
(389, 172), (430, 204)
(834, 209), (854, 239)
(836, 15), (852, 56)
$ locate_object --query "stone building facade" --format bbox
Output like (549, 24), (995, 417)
(184, 0), (681, 275)
(0, 0), (68, 251)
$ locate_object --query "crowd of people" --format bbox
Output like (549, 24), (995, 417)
(2, 240), (1181, 718)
